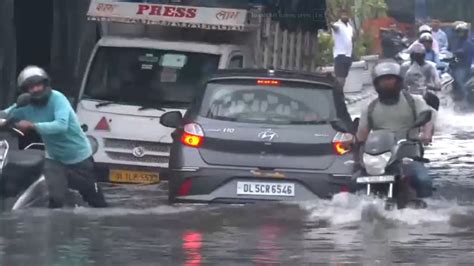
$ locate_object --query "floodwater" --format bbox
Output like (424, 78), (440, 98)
(1, 105), (474, 265)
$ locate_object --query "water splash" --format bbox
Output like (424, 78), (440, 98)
(299, 193), (472, 227)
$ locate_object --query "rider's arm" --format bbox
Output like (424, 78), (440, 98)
(431, 65), (442, 89)
(356, 108), (370, 142)
(33, 93), (70, 135)
(2, 104), (25, 120)
(414, 96), (434, 138)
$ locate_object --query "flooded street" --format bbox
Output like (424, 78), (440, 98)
(1, 105), (474, 265)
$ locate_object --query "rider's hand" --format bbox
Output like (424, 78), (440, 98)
(15, 120), (34, 132)
(419, 132), (432, 145)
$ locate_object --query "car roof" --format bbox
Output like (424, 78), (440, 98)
(207, 69), (337, 87)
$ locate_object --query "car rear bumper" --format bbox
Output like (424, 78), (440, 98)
(168, 167), (356, 203)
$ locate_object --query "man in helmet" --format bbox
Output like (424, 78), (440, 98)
(449, 22), (473, 99)
(3, 66), (108, 208)
(408, 24), (440, 54)
(356, 61), (435, 199)
(401, 43), (441, 97)
(419, 33), (441, 65)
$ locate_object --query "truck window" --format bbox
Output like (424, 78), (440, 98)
(83, 47), (220, 108)
(229, 55), (243, 69)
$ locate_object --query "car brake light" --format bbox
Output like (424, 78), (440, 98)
(95, 117), (110, 131)
(257, 79), (280, 85)
(332, 132), (354, 155)
(181, 123), (204, 148)
(177, 179), (192, 196)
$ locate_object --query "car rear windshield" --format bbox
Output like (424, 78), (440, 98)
(199, 80), (337, 124)
(83, 47), (220, 108)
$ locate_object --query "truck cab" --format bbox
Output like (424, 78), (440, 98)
(76, 1), (257, 183)
(77, 37), (253, 183)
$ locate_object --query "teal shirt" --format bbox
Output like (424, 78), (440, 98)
(4, 90), (92, 164)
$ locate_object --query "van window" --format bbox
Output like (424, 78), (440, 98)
(83, 47), (220, 108)
(229, 55), (243, 69)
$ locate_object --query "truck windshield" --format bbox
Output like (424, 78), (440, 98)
(83, 47), (220, 108)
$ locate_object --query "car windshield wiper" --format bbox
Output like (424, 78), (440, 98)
(95, 101), (115, 108)
(138, 106), (166, 112)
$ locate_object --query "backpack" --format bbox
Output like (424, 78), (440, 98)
(367, 91), (417, 130)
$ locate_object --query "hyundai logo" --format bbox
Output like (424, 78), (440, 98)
(132, 146), (146, 158)
(258, 129), (278, 142)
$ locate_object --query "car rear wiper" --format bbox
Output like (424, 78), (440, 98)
(289, 120), (329, 125)
(138, 106), (166, 112)
(95, 101), (115, 108)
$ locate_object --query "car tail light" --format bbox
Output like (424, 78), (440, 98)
(181, 123), (204, 148)
(257, 79), (280, 85)
(339, 184), (349, 192)
(332, 132), (354, 155)
(177, 179), (192, 196)
(95, 117), (110, 131)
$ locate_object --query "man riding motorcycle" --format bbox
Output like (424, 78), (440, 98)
(3, 66), (108, 208)
(449, 22), (474, 100)
(408, 24), (440, 54)
(401, 43), (441, 96)
(356, 61), (435, 200)
(419, 33), (441, 66)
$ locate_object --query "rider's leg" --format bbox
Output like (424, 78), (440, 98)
(66, 157), (108, 208)
(402, 160), (433, 198)
(44, 159), (69, 208)
(452, 67), (468, 98)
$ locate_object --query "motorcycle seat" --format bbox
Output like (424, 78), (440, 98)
(0, 150), (45, 198)
(7, 150), (45, 171)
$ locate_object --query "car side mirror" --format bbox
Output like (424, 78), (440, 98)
(330, 120), (350, 133)
(16, 93), (31, 107)
(160, 111), (183, 128)
(411, 110), (432, 128)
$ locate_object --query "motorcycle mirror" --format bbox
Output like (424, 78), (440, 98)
(411, 110), (432, 129)
(16, 93), (31, 108)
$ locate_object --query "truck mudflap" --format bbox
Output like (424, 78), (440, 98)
(87, 0), (259, 31)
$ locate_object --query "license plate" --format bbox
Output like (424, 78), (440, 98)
(236, 182), (295, 197)
(109, 169), (160, 184)
(356, 175), (395, 184)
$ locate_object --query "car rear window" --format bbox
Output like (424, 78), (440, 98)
(198, 79), (337, 125)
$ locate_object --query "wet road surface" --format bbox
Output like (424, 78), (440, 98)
(1, 105), (474, 265)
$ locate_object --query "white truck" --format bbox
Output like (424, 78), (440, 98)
(76, 0), (320, 184)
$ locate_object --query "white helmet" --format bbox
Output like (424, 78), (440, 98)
(455, 22), (470, 32)
(419, 24), (432, 34)
(17, 66), (50, 91)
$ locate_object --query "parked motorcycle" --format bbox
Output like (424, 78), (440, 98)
(355, 110), (433, 210)
(0, 94), (83, 211)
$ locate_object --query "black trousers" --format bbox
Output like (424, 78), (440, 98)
(44, 157), (108, 208)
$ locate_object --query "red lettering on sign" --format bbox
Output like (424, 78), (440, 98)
(186, 8), (197, 18)
(136, 4), (198, 19)
(149, 5), (162, 16)
(163, 6), (176, 17)
(136, 4), (150, 15)
(175, 7), (186, 18)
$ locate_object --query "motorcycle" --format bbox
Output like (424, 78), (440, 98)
(0, 94), (84, 211)
(354, 110), (433, 210)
